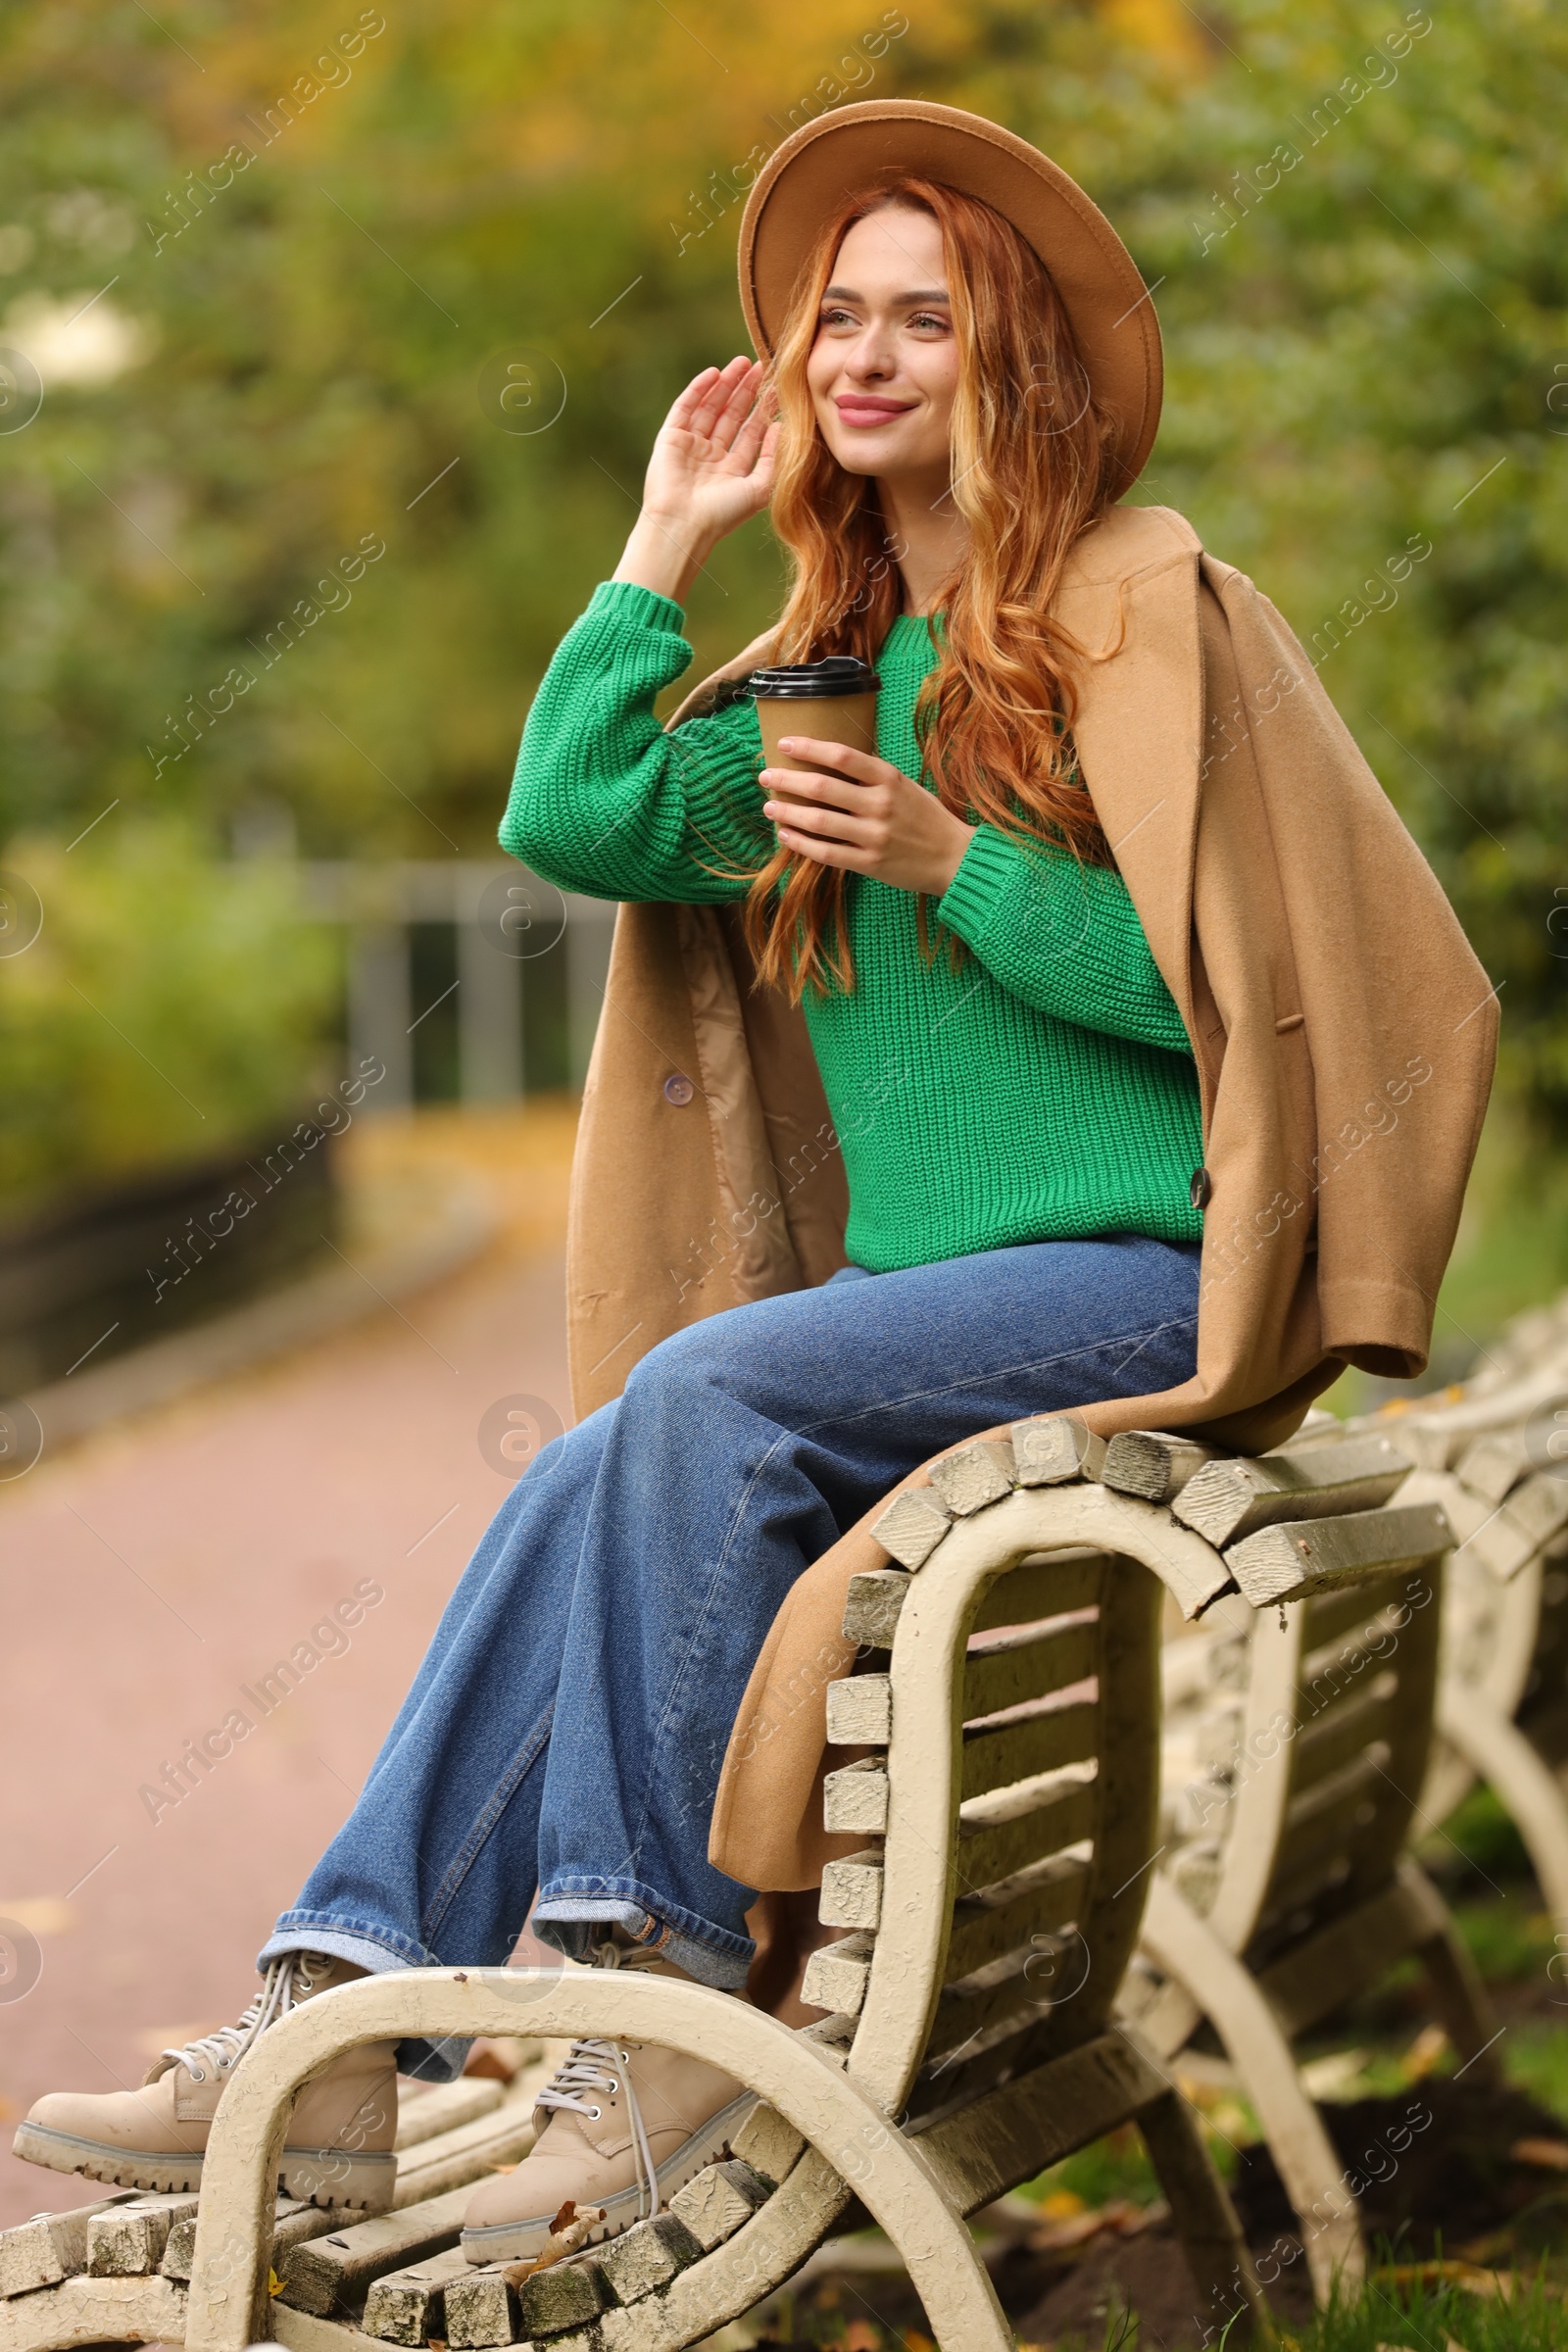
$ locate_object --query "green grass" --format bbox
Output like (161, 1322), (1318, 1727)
(1502, 2022), (1568, 2126)
(1282, 2264), (1568, 2351)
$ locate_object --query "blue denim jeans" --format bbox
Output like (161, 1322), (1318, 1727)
(262, 1234), (1200, 2078)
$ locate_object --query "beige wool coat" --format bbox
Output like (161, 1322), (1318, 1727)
(559, 501), (1497, 1894)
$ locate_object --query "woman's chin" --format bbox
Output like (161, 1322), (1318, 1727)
(823, 433), (937, 483)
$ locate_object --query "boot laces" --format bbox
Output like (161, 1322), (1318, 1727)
(534, 1940), (663, 2220)
(146, 1951), (333, 2087)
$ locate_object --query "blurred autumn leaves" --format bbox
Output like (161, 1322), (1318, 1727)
(0, 0), (1565, 1196)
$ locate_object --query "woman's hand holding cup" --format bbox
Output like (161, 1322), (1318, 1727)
(762, 739), (975, 898)
(613, 358), (778, 605)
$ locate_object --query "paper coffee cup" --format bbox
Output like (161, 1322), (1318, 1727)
(749, 657), (880, 779)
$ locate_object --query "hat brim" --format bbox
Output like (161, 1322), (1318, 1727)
(736, 100), (1161, 494)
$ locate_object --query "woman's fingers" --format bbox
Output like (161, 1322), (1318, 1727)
(688, 356), (758, 445)
(728, 383), (777, 466)
(764, 794), (875, 844)
(760, 771), (865, 819)
(775, 737), (885, 787)
(773, 825), (867, 873)
(666, 365), (725, 433)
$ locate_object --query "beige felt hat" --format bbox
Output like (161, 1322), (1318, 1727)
(736, 99), (1162, 493)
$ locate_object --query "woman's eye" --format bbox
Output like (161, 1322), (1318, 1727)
(908, 311), (951, 332)
(819, 307), (856, 327)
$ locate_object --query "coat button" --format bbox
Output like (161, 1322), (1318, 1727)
(1190, 1166), (1212, 1211)
(663, 1073), (695, 1105)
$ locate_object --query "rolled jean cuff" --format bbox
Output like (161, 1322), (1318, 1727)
(259, 1913), (472, 2084)
(533, 1882), (754, 1991)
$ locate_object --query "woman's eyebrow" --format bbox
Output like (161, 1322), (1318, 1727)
(820, 284), (953, 305)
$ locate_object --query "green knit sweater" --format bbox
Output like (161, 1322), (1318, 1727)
(502, 580), (1203, 1271)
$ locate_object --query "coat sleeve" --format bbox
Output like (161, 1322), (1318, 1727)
(1209, 560), (1498, 1377)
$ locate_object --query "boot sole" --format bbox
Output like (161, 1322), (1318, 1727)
(12, 2122), (397, 2210)
(460, 2091), (757, 2265)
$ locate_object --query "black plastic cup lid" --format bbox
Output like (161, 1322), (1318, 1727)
(747, 657), (880, 698)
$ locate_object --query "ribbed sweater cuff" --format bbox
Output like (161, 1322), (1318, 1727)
(936, 820), (1033, 944)
(585, 578), (687, 633)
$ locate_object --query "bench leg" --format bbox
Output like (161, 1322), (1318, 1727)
(184, 1968), (1013, 2352)
(1140, 1878), (1365, 2305)
(1438, 1687), (1568, 1926)
(1136, 2084), (1274, 2346)
(1395, 1856), (1501, 2082)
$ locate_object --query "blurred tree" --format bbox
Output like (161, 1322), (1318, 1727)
(0, 819), (338, 1203)
(0, 0), (1563, 1148)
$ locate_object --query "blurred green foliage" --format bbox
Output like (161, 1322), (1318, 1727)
(0, 0), (1563, 1198)
(0, 821), (338, 1207)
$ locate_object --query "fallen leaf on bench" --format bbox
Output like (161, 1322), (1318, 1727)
(500, 2201), (607, 2282)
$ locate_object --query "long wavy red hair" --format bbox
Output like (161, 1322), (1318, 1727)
(733, 176), (1123, 1002)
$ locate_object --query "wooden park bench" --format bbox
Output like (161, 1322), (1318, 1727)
(1363, 1304), (1568, 1928)
(1117, 1423), (1487, 2298)
(0, 1410), (1473, 2352)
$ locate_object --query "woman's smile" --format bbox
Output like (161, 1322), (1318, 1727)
(833, 393), (920, 426)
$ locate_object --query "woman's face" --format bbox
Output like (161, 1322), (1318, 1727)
(806, 205), (957, 485)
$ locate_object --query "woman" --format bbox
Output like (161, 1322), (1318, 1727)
(18, 102), (1494, 2264)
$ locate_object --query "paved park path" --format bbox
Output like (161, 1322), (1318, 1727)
(0, 1108), (578, 2226)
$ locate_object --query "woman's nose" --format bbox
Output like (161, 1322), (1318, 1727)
(844, 329), (898, 380)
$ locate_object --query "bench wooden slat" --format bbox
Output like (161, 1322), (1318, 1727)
(0, 2197), (137, 2297)
(1224, 1500), (1452, 1607)
(1454, 1472), (1568, 1581)
(87, 2193), (197, 2277)
(277, 2186), (472, 2316)
(969, 1550), (1104, 1633)
(362, 2245), (473, 2344)
(1101, 1430), (1223, 1504)
(928, 1439), (1016, 1516)
(161, 2195), (338, 2283)
(1012, 1415), (1106, 1487)
(872, 1490), (952, 1568)
(391, 2100), (537, 2209)
(962, 1617), (1099, 1720)
(800, 1932), (874, 2018)
(392, 2075), (505, 2153)
(442, 2261), (515, 2348)
(944, 1854), (1091, 1985)
(842, 1568), (911, 1646)
(822, 1755), (889, 1835)
(927, 1935), (1084, 2058)
(1173, 1437), (1411, 1549)
(818, 1848), (883, 1932)
(960, 1695), (1099, 1802)
(955, 1768), (1099, 1894)
(1455, 1431), (1536, 1506)
(824, 1673), (891, 1745)
(1301, 1574), (1414, 1649)
(1290, 1677), (1398, 1791)
(914, 2031), (1167, 2214)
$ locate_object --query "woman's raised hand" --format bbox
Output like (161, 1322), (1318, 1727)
(613, 358), (778, 605)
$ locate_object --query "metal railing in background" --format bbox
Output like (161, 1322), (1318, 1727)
(301, 861), (616, 1110)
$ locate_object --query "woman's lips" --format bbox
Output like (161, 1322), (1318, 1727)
(834, 396), (916, 426)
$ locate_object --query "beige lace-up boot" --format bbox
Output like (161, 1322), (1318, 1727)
(461, 1943), (754, 2264)
(14, 1951), (399, 2209)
